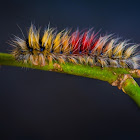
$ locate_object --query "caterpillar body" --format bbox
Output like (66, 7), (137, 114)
(10, 24), (140, 69)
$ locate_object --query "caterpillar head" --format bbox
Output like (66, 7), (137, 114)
(10, 25), (46, 66)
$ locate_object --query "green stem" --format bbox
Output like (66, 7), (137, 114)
(0, 52), (140, 107)
(122, 78), (140, 107)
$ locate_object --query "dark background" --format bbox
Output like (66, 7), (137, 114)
(0, 0), (140, 139)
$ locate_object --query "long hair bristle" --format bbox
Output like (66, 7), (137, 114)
(10, 24), (140, 69)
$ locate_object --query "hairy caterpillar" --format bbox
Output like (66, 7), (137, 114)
(9, 24), (140, 69)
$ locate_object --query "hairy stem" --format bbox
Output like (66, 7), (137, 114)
(0, 52), (140, 107)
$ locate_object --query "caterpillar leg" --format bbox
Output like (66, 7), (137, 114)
(39, 54), (46, 66)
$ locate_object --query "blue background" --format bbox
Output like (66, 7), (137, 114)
(0, 0), (140, 139)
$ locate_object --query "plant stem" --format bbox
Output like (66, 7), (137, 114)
(122, 77), (140, 107)
(0, 52), (140, 107)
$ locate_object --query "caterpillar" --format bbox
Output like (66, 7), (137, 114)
(9, 24), (140, 69)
